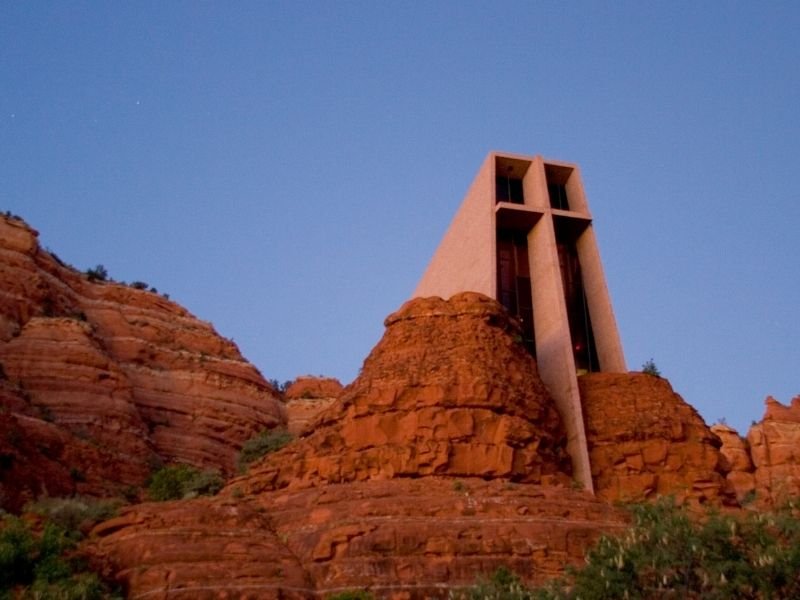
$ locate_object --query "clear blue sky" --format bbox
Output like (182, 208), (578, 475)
(2, 2), (798, 434)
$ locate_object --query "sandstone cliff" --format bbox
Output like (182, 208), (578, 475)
(710, 422), (755, 502)
(711, 396), (800, 507)
(247, 293), (573, 491)
(746, 395), (800, 505)
(580, 373), (732, 506)
(284, 376), (342, 435)
(0, 215), (285, 509)
(87, 293), (627, 598)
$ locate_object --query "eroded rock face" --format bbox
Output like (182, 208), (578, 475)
(747, 396), (800, 506)
(580, 373), (732, 506)
(245, 293), (573, 491)
(285, 376), (344, 401)
(86, 294), (626, 598)
(710, 423), (755, 503)
(89, 479), (626, 599)
(284, 376), (342, 435)
(0, 215), (285, 507)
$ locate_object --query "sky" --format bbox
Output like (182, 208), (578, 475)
(2, 2), (798, 434)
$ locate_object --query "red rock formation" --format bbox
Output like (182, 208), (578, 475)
(246, 293), (572, 491)
(710, 423), (755, 503)
(89, 480), (626, 599)
(284, 376), (342, 435)
(285, 376), (343, 401)
(580, 373), (732, 506)
(747, 396), (800, 505)
(86, 294), (628, 597)
(0, 380), (75, 511)
(0, 215), (286, 508)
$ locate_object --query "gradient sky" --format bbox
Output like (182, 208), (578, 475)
(2, 2), (798, 434)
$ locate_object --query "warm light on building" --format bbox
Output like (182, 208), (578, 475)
(414, 151), (626, 491)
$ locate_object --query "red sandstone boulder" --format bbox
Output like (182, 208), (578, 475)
(284, 376), (343, 435)
(244, 293), (572, 492)
(0, 215), (286, 508)
(580, 372), (732, 506)
(710, 423), (755, 503)
(284, 376), (343, 401)
(747, 395), (800, 506)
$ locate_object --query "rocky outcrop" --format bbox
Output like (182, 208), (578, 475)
(710, 423), (755, 503)
(89, 479), (626, 599)
(245, 293), (572, 491)
(285, 376), (344, 401)
(747, 396), (800, 506)
(711, 396), (800, 507)
(580, 373), (732, 506)
(284, 376), (342, 435)
(86, 293), (628, 597)
(0, 215), (285, 508)
(0, 375), (155, 512)
(0, 378), (76, 511)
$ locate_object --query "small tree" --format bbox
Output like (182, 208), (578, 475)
(237, 428), (294, 471)
(641, 358), (661, 377)
(85, 265), (108, 282)
(147, 465), (224, 501)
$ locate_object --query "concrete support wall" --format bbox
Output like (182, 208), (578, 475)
(576, 227), (626, 372)
(528, 217), (594, 491)
(414, 155), (496, 299)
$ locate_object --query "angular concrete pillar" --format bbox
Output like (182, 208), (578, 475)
(414, 151), (626, 492)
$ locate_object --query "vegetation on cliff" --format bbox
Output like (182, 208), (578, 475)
(456, 498), (800, 599)
(0, 498), (122, 599)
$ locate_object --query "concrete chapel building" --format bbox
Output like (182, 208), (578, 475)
(414, 151), (626, 490)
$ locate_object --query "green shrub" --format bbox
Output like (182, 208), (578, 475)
(327, 592), (374, 600)
(25, 496), (122, 534)
(26, 571), (109, 599)
(0, 515), (37, 587)
(641, 358), (661, 377)
(452, 499), (800, 599)
(84, 265), (108, 282)
(0, 515), (117, 598)
(130, 281), (149, 290)
(147, 465), (224, 501)
(564, 498), (800, 599)
(456, 567), (533, 600)
(237, 428), (293, 471)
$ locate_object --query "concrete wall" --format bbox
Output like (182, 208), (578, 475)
(414, 154), (496, 299)
(528, 214), (594, 491)
(576, 226), (626, 372)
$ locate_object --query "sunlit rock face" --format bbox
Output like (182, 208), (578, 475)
(245, 292), (573, 491)
(580, 372), (734, 507)
(86, 293), (629, 598)
(0, 215), (285, 509)
(746, 395), (800, 506)
(284, 376), (343, 435)
(711, 422), (756, 503)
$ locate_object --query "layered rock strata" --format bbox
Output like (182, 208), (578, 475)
(90, 480), (626, 599)
(0, 215), (285, 507)
(87, 293), (627, 598)
(284, 376), (342, 435)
